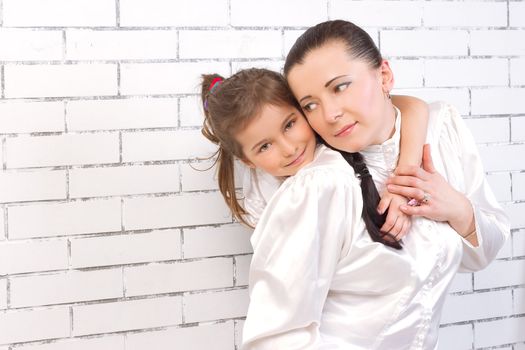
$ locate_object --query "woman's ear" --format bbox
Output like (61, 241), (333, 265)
(380, 60), (395, 93)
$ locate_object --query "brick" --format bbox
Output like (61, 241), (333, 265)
(381, 30), (468, 57)
(0, 238), (68, 275)
(184, 288), (249, 323)
(120, 62), (229, 95)
(231, 60), (285, 74)
(235, 255), (251, 287)
(330, 1), (422, 27)
(475, 317), (525, 348)
(472, 88), (525, 115)
(392, 88), (469, 116)
(6, 133), (119, 168)
(478, 144), (525, 172)
(119, 0), (228, 27)
(126, 321), (234, 350)
(513, 230), (525, 257)
(0, 29), (62, 61)
(4, 64), (118, 98)
(232, 0), (327, 26)
(180, 96), (204, 127)
(388, 59), (424, 88)
(180, 161), (219, 192)
(3, 0), (116, 27)
(235, 320), (245, 349)
(425, 59), (508, 88)
(475, 259), (525, 289)
(125, 258), (233, 296)
(180, 30), (281, 59)
(67, 98), (177, 131)
(8, 198), (121, 239)
(71, 230), (181, 268)
(122, 130), (216, 162)
(448, 272), (472, 293)
(437, 324), (472, 350)
(441, 290), (512, 324)
(16, 336), (125, 350)
(0, 170), (66, 203)
(183, 224), (252, 259)
(123, 192), (231, 230)
(515, 287), (525, 314)
(471, 30), (525, 56)
(512, 116), (525, 142)
(0, 101), (64, 134)
(73, 296), (182, 336)
(66, 30), (177, 60)
(504, 202), (525, 229)
(510, 1), (525, 26)
(0, 307), (70, 344)
(463, 117), (509, 144)
(0, 210), (5, 241)
(513, 172), (525, 201)
(423, 1), (506, 27)
(486, 172), (511, 202)
(10, 269), (123, 308)
(510, 59), (525, 86)
(0, 278), (6, 309)
(69, 164), (179, 198)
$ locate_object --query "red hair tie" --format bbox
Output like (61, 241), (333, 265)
(208, 77), (223, 93)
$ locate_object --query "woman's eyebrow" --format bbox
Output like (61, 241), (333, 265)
(325, 75), (349, 87)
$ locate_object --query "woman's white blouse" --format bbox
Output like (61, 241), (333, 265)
(241, 102), (509, 350)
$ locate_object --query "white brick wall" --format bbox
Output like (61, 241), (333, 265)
(0, 1), (522, 349)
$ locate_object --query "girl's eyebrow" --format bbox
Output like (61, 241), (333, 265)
(298, 75), (350, 103)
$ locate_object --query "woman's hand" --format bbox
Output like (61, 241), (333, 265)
(385, 144), (475, 236)
(377, 192), (412, 241)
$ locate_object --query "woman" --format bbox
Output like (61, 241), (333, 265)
(241, 20), (509, 349)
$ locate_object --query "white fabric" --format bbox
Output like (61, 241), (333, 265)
(241, 102), (510, 350)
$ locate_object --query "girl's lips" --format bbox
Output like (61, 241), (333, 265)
(286, 148), (306, 167)
(335, 123), (356, 137)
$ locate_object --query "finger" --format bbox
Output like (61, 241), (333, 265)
(386, 175), (425, 189)
(386, 184), (426, 201)
(377, 196), (392, 215)
(395, 219), (411, 240)
(394, 166), (431, 181)
(399, 204), (428, 217)
(389, 215), (407, 237)
(422, 144), (436, 174)
(381, 213), (398, 233)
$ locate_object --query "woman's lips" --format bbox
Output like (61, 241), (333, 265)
(335, 123), (356, 137)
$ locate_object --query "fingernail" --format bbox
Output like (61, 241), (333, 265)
(400, 205), (408, 211)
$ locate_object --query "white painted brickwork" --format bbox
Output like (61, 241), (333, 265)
(0, 1), (522, 349)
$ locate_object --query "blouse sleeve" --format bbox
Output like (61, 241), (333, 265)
(242, 167), (359, 350)
(436, 103), (510, 272)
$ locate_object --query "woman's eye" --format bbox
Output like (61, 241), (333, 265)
(303, 103), (317, 112)
(335, 82), (350, 93)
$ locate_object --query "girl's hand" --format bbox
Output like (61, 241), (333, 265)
(385, 144), (475, 236)
(377, 191), (412, 241)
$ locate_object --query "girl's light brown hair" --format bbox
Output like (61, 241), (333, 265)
(201, 68), (301, 227)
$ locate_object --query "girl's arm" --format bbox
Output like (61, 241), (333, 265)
(377, 95), (429, 239)
(391, 95), (429, 168)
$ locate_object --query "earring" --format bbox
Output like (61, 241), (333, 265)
(386, 91), (391, 99)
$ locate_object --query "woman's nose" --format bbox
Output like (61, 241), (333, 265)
(321, 99), (343, 124)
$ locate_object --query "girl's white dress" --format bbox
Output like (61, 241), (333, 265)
(241, 102), (509, 350)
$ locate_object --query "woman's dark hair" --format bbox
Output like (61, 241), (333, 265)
(285, 20), (401, 249)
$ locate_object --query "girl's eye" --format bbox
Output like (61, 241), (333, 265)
(303, 102), (317, 112)
(259, 143), (270, 153)
(335, 82), (350, 93)
(284, 119), (296, 130)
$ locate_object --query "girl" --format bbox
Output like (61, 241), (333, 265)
(200, 68), (443, 349)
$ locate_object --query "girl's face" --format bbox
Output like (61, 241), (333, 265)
(236, 103), (317, 177)
(286, 40), (395, 153)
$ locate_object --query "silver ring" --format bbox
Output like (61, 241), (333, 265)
(422, 192), (431, 204)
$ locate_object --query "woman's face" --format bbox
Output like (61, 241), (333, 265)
(286, 40), (395, 153)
